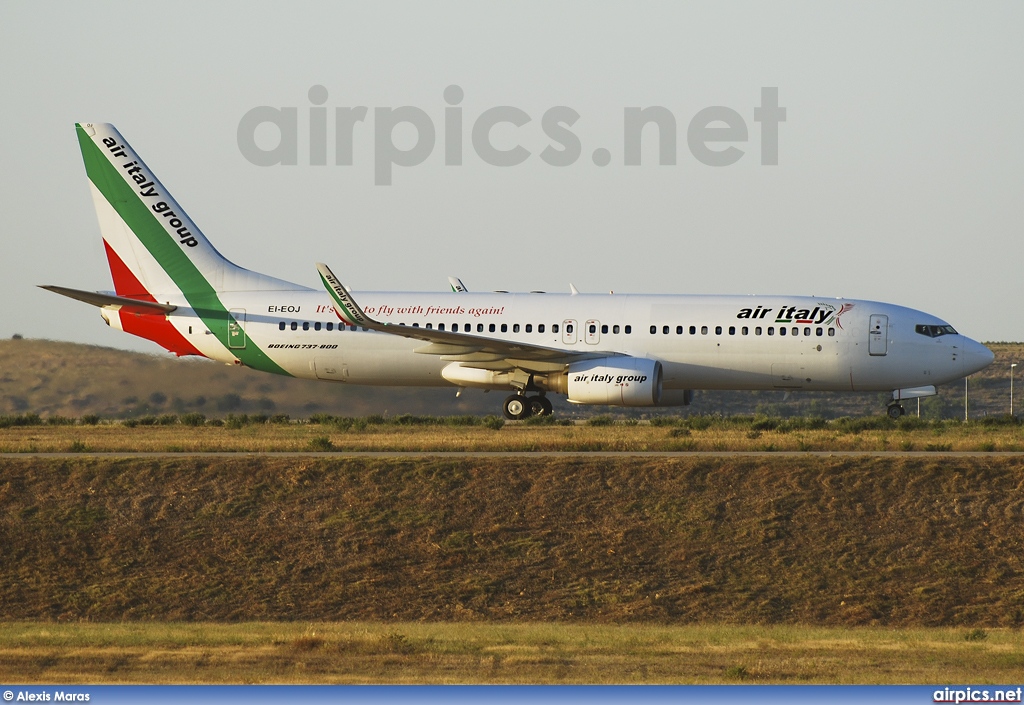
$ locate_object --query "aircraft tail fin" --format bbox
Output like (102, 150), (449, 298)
(75, 123), (302, 300)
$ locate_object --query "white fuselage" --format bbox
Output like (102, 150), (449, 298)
(134, 289), (991, 394)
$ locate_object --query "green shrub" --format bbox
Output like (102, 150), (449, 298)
(309, 436), (334, 451)
(0, 413), (42, 428)
(180, 413), (206, 427)
(685, 415), (716, 431)
(587, 415), (614, 427)
(482, 415), (505, 430)
(224, 414), (247, 429)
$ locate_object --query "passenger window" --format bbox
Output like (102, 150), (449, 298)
(650, 325), (657, 334)
(689, 326), (696, 335)
(477, 324), (484, 332)
(490, 324), (496, 332)
(426, 323), (432, 329)
(742, 326), (748, 335)
(780, 327), (787, 336)
(327, 322), (333, 331)
(291, 322), (298, 331)
(552, 324), (559, 333)
(755, 327), (762, 335)
(439, 323), (445, 331)
(302, 322), (310, 331)
(828, 328), (836, 337)
(660, 326), (667, 334)
(452, 323), (459, 332)
(590, 324), (597, 334)
(413, 323), (420, 328)
(314, 322), (321, 331)
(815, 327), (822, 336)
(526, 324), (533, 333)
(279, 322), (286, 331)
(676, 325), (683, 334)
(566, 323), (573, 334)
(513, 324), (520, 333)
(715, 326), (722, 335)
(701, 326), (708, 335)
(539, 324), (546, 333)
(729, 326), (736, 335)
(803, 327), (810, 336)
(501, 324), (508, 333)
(768, 327), (775, 335)
(792, 327), (798, 336)
(602, 324), (608, 334)
(625, 325), (631, 334)
(613, 325), (619, 334)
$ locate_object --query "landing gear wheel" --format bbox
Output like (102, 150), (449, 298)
(887, 404), (905, 420)
(527, 395), (553, 417)
(503, 394), (528, 420)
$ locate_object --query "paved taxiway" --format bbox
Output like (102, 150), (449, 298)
(2, 451), (1023, 459)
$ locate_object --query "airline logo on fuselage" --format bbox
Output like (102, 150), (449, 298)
(736, 303), (848, 326)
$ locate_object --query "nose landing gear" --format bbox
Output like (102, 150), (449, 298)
(886, 402), (905, 420)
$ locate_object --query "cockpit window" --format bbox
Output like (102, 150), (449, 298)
(915, 324), (958, 338)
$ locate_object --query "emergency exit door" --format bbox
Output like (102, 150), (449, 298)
(868, 314), (888, 356)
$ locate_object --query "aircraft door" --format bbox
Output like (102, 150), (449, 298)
(585, 319), (600, 345)
(868, 314), (888, 356)
(228, 308), (246, 349)
(562, 319), (578, 344)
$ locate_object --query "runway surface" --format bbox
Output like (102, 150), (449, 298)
(2, 451), (1023, 459)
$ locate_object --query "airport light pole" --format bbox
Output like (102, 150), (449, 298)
(1012, 363), (1018, 417)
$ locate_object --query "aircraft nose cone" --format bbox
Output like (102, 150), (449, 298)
(963, 338), (995, 376)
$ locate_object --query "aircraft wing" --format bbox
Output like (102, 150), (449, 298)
(317, 263), (610, 373)
(40, 285), (178, 315)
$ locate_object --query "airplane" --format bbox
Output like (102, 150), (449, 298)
(43, 123), (995, 421)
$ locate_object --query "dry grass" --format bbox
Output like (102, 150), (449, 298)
(2, 456), (1023, 627)
(1, 622), (1023, 684)
(1, 420), (1022, 452)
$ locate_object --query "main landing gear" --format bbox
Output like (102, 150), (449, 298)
(503, 393), (553, 420)
(886, 403), (905, 420)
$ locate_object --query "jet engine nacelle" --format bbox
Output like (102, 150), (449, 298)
(563, 357), (663, 406)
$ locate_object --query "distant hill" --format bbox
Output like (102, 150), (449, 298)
(0, 338), (1020, 419)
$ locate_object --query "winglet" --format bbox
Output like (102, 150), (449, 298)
(316, 263), (372, 327)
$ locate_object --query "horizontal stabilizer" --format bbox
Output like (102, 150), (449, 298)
(39, 285), (177, 314)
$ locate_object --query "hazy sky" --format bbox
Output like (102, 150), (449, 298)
(1, 1), (1021, 352)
